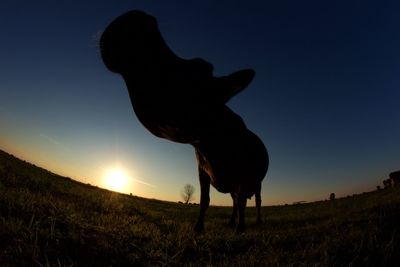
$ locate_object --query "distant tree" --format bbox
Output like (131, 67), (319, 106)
(377, 185), (381, 191)
(181, 184), (195, 204)
(329, 193), (335, 201)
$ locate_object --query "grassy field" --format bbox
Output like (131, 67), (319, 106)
(0, 149), (399, 266)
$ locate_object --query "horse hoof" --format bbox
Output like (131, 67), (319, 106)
(193, 223), (204, 233)
(235, 225), (245, 234)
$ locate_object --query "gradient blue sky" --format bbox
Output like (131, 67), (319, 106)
(1, 0), (399, 205)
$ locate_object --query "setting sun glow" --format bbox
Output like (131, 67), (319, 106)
(103, 166), (130, 193)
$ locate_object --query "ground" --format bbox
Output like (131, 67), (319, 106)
(0, 149), (399, 266)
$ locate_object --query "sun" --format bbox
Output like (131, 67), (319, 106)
(103, 166), (130, 193)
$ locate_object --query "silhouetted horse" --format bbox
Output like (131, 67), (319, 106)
(100, 10), (269, 232)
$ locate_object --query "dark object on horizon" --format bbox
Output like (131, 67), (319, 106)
(377, 185), (381, 191)
(329, 193), (335, 201)
(383, 171), (400, 189)
(292, 201), (306, 205)
(383, 178), (392, 188)
(100, 10), (268, 233)
(389, 171), (400, 186)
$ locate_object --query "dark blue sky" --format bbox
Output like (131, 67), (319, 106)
(1, 0), (399, 205)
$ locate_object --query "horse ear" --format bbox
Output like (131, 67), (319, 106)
(221, 69), (255, 102)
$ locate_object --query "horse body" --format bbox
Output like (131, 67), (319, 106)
(100, 10), (269, 232)
(196, 131), (268, 196)
(193, 117), (268, 232)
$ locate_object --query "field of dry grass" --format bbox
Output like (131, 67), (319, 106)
(1, 149), (399, 266)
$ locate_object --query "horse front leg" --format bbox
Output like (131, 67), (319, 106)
(194, 168), (210, 233)
(236, 193), (247, 233)
(228, 192), (238, 227)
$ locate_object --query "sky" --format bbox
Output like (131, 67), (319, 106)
(1, 0), (399, 206)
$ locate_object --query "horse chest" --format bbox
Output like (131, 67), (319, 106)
(196, 148), (238, 193)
